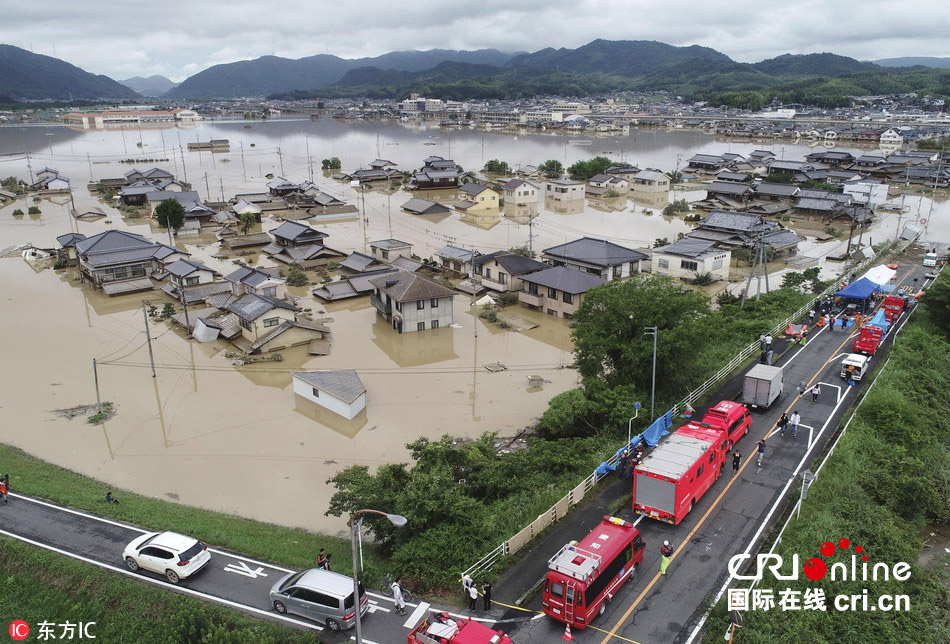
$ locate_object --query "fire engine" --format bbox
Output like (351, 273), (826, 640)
(633, 424), (728, 525)
(881, 295), (906, 323)
(542, 516), (645, 629)
(853, 309), (891, 355)
(408, 612), (512, 644)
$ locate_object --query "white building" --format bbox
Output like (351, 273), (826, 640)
(292, 370), (367, 420)
(880, 128), (904, 144)
(545, 180), (584, 201)
(652, 238), (730, 281)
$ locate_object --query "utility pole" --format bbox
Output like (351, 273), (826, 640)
(241, 143), (247, 182)
(87, 153), (94, 180)
(25, 151), (34, 185)
(180, 145), (188, 183)
(142, 301), (157, 377)
(219, 177), (225, 203)
(528, 212), (535, 256)
(203, 173), (211, 201)
(180, 286), (192, 339)
(278, 146), (284, 176)
(92, 358), (102, 412)
(306, 137), (313, 183)
(643, 326), (658, 420)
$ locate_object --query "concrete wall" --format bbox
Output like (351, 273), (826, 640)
(395, 296), (455, 332)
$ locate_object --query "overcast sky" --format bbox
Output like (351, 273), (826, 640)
(5, 0), (950, 82)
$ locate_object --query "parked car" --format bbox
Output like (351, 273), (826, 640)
(270, 568), (368, 631)
(123, 531), (211, 583)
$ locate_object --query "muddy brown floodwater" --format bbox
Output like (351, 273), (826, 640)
(0, 119), (947, 536)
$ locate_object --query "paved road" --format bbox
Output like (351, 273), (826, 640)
(501, 254), (935, 643)
(0, 495), (520, 643)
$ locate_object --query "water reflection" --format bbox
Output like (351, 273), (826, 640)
(371, 318), (458, 367)
(544, 195), (585, 215)
(460, 209), (501, 230)
(503, 202), (537, 225)
(293, 394), (368, 438)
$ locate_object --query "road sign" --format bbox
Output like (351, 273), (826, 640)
(224, 561), (268, 579)
(920, 218), (927, 224)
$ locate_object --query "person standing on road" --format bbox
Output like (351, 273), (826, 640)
(660, 540), (674, 575)
(759, 333), (766, 350)
(799, 378), (807, 395)
(790, 411), (801, 439)
(482, 581), (493, 610)
(809, 309), (815, 323)
(811, 384), (821, 404)
(392, 578), (407, 615)
(827, 313), (834, 331)
(462, 573), (473, 603)
(468, 583), (479, 610)
(777, 412), (789, 437)
(756, 439), (767, 467)
(618, 449), (628, 479)
(765, 334), (773, 351)
(800, 327), (809, 345)
(732, 450), (742, 475)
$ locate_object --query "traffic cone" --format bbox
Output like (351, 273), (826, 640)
(562, 623), (574, 641)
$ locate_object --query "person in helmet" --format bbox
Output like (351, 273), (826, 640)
(660, 540), (674, 575)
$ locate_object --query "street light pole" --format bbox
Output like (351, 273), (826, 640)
(643, 327), (658, 420)
(349, 510), (407, 643)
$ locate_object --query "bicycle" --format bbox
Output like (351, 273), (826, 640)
(380, 574), (414, 603)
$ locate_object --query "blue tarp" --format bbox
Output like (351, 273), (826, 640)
(835, 277), (880, 300)
(866, 309), (890, 332)
(642, 410), (674, 448)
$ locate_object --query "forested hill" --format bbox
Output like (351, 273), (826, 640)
(0, 45), (138, 100)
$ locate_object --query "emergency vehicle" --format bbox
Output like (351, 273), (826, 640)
(408, 612), (512, 644)
(694, 400), (751, 449)
(881, 295), (906, 323)
(633, 424), (728, 525)
(542, 516), (645, 629)
(853, 309), (891, 355)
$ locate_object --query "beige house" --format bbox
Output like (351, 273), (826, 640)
(519, 266), (604, 319)
(473, 251), (548, 293)
(224, 292), (326, 354)
(456, 183), (500, 212)
(501, 179), (539, 206)
(370, 272), (455, 333)
(652, 238), (731, 282)
(586, 173), (629, 197)
(546, 179), (585, 201)
(224, 265), (287, 299)
(630, 170), (671, 192)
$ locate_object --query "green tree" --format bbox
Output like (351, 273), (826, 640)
(571, 275), (710, 400)
(239, 212), (256, 235)
(155, 199), (185, 232)
(567, 156), (614, 181)
(538, 159), (564, 178)
(483, 159), (510, 174)
(285, 263), (309, 287)
(921, 276), (950, 338)
(662, 198), (690, 217)
(321, 157), (342, 170)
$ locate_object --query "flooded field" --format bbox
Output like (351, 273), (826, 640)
(0, 119), (947, 534)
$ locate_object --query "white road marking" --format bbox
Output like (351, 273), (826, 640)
(0, 526), (323, 631)
(404, 601), (430, 629)
(224, 560), (268, 578)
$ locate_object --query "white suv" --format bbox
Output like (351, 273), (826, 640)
(123, 531), (211, 583)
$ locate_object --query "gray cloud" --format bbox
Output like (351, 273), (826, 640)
(4, 0), (949, 82)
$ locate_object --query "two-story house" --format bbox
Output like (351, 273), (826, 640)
(545, 179), (584, 201)
(224, 265), (287, 299)
(630, 170), (670, 192)
(225, 292), (325, 354)
(262, 220), (344, 267)
(370, 272), (455, 333)
(473, 251), (548, 293)
(501, 179), (539, 205)
(586, 173), (629, 197)
(518, 266), (604, 319)
(369, 239), (413, 263)
(455, 183), (500, 211)
(542, 237), (647, 280)
(435, 244), (477, 275)
(74, 230), (187, 295)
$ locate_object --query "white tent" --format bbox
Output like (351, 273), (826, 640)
(475, 295), (495, 307)
(863, 265), (897, 286)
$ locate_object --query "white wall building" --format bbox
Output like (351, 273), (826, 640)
(292, 370), (367, 420)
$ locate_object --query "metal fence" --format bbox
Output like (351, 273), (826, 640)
(461, 250), (891, 583)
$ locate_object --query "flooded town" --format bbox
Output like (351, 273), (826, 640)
(2, 8), (950, 642)
(2, 114), (947, 535)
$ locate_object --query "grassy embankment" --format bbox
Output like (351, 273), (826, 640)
(702, 306), (950, 642)
(0, 443), (386, 641)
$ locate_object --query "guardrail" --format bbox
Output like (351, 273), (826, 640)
(461, 245), (912, 583)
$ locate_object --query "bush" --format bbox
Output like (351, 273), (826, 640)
(11, 208), (24, 216)
(160, 303), (175, 320)
(496, 291), (519, 307)
(479, 308), (498, 323)
(662, 198), (690, 217)
(285, 263), (309, 287)
(27, 206), (41, 215)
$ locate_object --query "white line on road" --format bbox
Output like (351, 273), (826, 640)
(0, 526), (323, 632)
(404, 602), (430, 629)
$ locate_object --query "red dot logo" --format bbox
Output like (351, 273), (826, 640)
(820, 541), (835, 557)
(9, 621), (30, 641)
(838, 538), (850, 549)
(803, 557), (827, 580)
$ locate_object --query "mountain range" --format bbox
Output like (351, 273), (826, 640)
(119, 75), (179, 96)
(0, 44), (138, 100)
(872, 56), (950, 69)
(165, 48), (518, 99)
(2, 41), (949, 105)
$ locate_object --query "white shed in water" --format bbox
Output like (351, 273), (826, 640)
(292, 370), (367, 420)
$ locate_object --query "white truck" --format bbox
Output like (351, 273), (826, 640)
(840, 354), (870, 380)
(742, 364), (784, 409)
(923, 252), (937, 267)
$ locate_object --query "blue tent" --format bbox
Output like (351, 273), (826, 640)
(835, 277), (879, 299)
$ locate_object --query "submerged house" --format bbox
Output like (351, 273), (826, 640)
(262, 221), (344, 267)
(652, 238), (731, 282)
(292, 370), (367, 420)
(73, 230), (187, 295)
(542, 237), (647, 280)
(370, 272), (456, 333)
(473, 251), (547, 293)
(518, 266), (604, 319)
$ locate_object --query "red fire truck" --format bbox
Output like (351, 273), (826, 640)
(694, 400), (751, 450)
(882, 295), (906, 323)
(408, 612), (513, 644)
(633, 424), (728, 525)
(542, 516), (645, 629)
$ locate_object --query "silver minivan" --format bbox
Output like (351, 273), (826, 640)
(269, 568), (368, 631)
